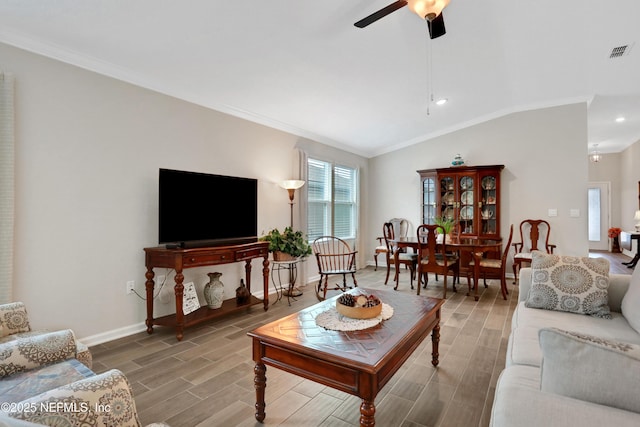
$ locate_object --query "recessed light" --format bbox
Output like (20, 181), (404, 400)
(435, 98), (448, 106)
(616, 116), (626, 123)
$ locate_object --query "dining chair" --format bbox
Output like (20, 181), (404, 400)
(416, 224), (460, 299)
(512, 219), (556, 283)
(312, 236), (358, 301)
(467, 224), (514, 300)
(373, 218), (409, 270)
(383, 222), (417, 290)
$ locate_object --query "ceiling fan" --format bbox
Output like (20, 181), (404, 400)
(354, 0), (450, 39)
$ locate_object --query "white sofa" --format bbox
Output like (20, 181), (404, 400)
(490, 266), (640, 427)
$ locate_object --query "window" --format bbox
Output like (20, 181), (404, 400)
(307, 158), (358, 241)
(588, 187), (601, 242)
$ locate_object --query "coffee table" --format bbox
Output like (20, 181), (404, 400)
(247, 288), (444, 427)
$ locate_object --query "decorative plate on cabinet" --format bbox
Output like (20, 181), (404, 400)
(460, 206), (473, 220)
(461, 190), (473, 206)
(444, 192), (455, 205)
(460, 176), (473, 190)
(443, 207), (454, 220)
(481, 176), (496, 190)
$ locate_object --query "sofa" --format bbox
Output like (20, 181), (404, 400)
(490, 254), (640, 427)
(0, 302), (143, 427)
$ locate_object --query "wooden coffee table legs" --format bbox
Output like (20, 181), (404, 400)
(360, 400), (375, 427)
(254, 362), (267, 422)
(432, 322), (440, 367)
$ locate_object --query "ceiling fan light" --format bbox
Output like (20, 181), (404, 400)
(407, 0), (450, 21)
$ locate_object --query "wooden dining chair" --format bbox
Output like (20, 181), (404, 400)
(512, 219), (556, 283)
(383, 222), (417, 290)
(374, 218), (409, 270)
(416, 224), (459, 299)
(312, 236), (358, 301)
(467, 224), (513, 300)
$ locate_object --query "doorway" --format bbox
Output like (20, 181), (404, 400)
(588, 182), (610, 251)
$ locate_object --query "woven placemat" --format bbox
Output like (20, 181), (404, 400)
(315, 303), (394, 331)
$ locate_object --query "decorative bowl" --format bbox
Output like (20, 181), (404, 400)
(336, 300), (382, 319)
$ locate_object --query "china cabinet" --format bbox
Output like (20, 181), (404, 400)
(418, 165), (504, 240)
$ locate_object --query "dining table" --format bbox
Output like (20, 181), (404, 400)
(392, 236), (502, 301)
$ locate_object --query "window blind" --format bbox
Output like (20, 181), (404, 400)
(307, 158), (357, 241)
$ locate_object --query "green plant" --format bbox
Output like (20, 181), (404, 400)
(434, 216), (456, 235)
(260, 227), (312, 258)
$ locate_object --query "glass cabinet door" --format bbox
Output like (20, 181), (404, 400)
(439, 176), (455, 221)
(479, 171), (499, 237)
(422, 174), (437, 225)
(459, 174), (475, 235)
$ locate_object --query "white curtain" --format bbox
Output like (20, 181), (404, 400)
(0, 72), (15, 303)
(295, 147), (310, 286)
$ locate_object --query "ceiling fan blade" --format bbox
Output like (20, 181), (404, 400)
(427, 13), (446, 39)
(354, 0), (408, 28)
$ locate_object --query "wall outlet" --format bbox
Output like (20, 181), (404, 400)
(126, 280), (135, 294)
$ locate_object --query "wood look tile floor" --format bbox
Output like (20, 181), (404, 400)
(90, 253), (632, 427)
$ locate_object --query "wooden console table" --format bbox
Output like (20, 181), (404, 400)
(620, 231), (640, 268)
(144, 241), (270, 341)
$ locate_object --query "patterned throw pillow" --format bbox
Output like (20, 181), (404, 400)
(0, 302), (31, 337)
(525, 251), (611, 318)
(539, 328), (640, 414)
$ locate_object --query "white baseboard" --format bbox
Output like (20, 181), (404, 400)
(79, 322), (148, 347)
(78, 287), (279, 347)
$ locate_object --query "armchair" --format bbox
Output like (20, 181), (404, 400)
(2, 369), (142, 427)
(373, 218), (409, 270)
(0, 302), (153, 426)
(0, 302), (91, 369)
(383, 221), (417, 289)
(512, 219), (556, 283)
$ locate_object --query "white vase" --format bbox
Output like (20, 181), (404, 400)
(204, 272), (224, 309)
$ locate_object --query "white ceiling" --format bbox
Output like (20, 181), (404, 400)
(1, 0), (639, 158)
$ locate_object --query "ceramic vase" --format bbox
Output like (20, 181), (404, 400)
(204, 272), (224, 309)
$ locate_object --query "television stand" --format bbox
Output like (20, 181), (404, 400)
(144, 241), (270, 341)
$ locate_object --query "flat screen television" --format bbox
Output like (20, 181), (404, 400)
(158, 168), (258, 248)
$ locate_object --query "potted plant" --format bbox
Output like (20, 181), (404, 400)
(434, 216), (456, 235)
(260, 227), (312, 261)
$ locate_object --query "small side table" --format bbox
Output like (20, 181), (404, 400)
(620, 231), (640, 268)
(271, 259), (301, 305)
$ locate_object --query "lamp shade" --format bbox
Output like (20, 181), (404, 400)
(634, 210), (640, 221)
(407, 0), (450, 20)
(281, 180), (305, 190)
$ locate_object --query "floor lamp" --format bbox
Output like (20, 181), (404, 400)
(280, 180), (305, 297)
(281, 180), (305, 228)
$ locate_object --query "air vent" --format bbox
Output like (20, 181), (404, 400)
(609, 44), (633, 58)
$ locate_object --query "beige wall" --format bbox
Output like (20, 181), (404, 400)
(619, 142), (640, 231)
(3, 39), (598, 344)
(1, 42), (369, 343)
(368, 103), (590, 272)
